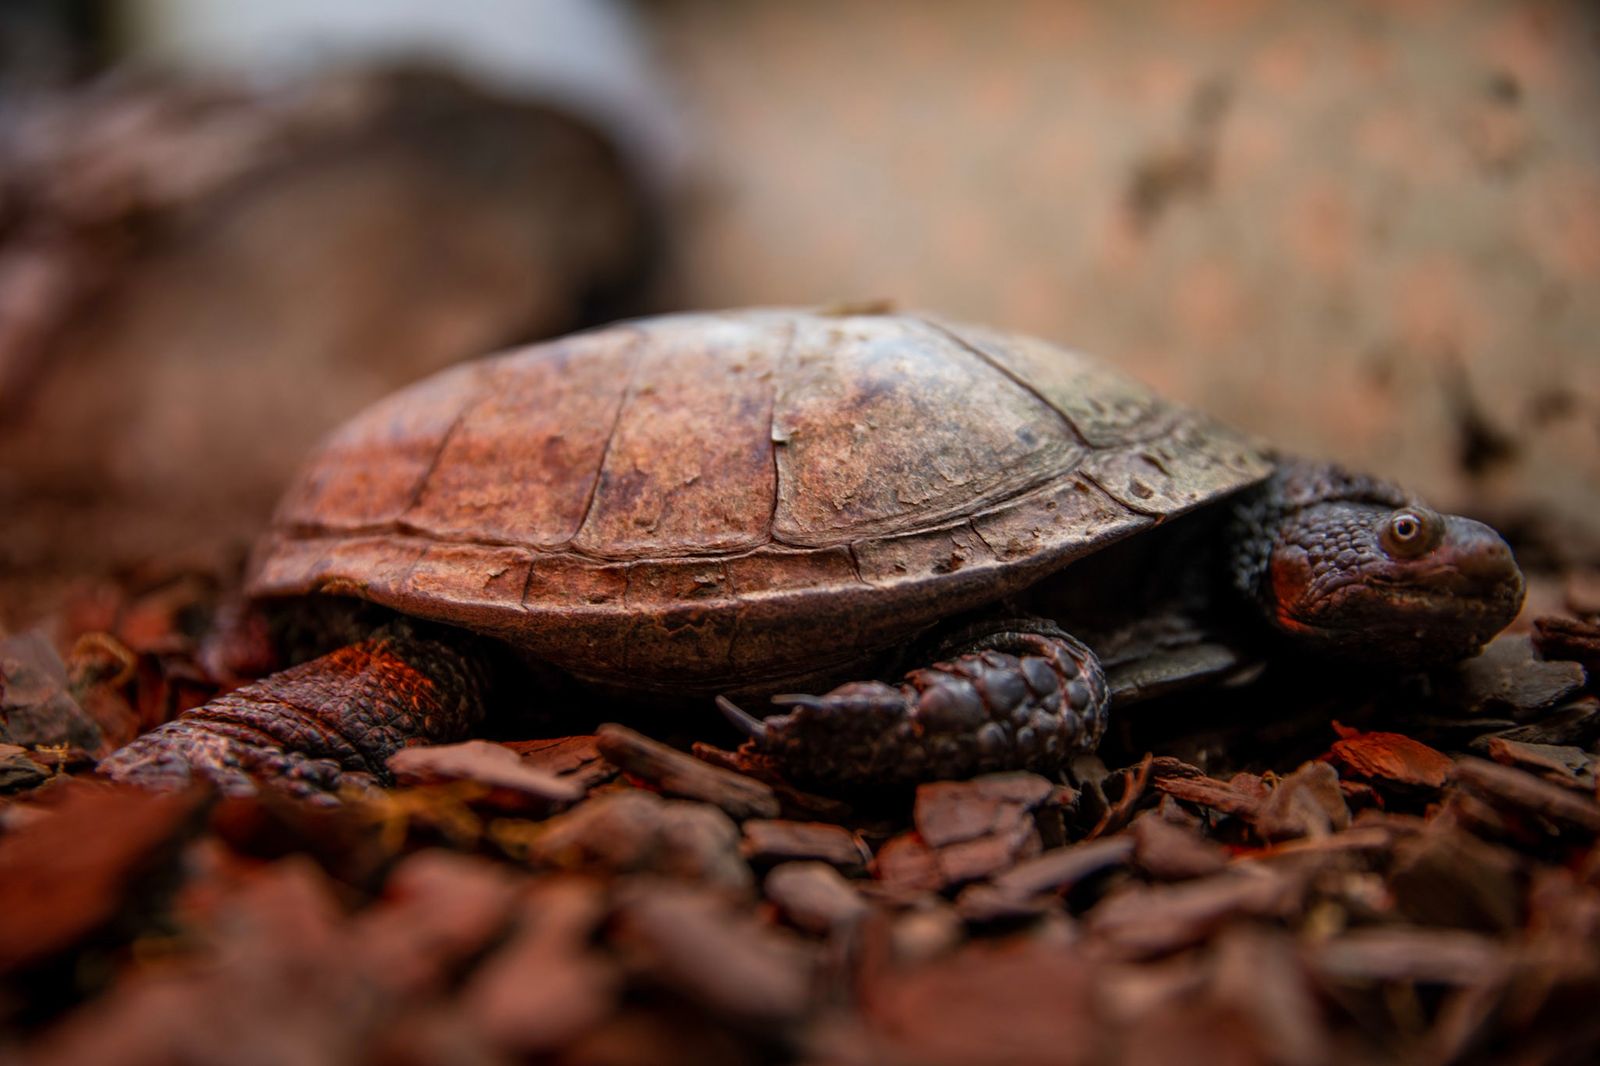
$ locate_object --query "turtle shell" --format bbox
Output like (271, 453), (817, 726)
(250, 310), (1273, 692)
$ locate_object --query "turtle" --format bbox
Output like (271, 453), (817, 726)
(98, 308), (1525, 797)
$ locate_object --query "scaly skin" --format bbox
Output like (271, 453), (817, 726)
(98, 626), (490, 800)
(744, 628), (1108, 786)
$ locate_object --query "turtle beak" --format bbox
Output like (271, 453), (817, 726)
(1446, 518), (1522, 589)
(1423, 516), (1525, 645)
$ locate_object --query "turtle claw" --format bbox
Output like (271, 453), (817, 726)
(768, 694), (830, 712)
(715, 695), (768, 742)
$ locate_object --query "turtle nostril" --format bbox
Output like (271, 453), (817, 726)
(1459, 539), (1515, 582)
(1445, 519), (1519, 585)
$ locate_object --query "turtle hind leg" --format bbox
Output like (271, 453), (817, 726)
(736, 624), (1108, 786)
(97, 625), (491, 801)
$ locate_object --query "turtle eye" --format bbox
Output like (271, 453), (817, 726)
(1380, 509), (1437, 559)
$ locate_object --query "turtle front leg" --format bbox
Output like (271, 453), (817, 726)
(98, 626), (491, 801)
(725, 624), (1108, 786)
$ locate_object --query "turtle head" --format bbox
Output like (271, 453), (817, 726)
(1232, 465), (1524, 665)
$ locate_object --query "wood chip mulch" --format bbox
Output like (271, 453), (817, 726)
(1, 575), (1598, 1065)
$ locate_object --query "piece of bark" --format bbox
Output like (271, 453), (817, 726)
(1252, 761), (1351, 842)
(1032, 788), (1076, 849)
(0, 631), (105, 752)
(1454, 757), (1600, 835)
(990, 836), (1136, 898)
(912, 773), (1055, 847)
(763, 861), (871, 936)
(1532, 615), (1600, 675)
(388, 740), (585, 808)
(953, 882), (1055, 925)
(1445, 634), (1586, 719)
(208, 788), (391, 889)
(1152, 774), (1264, 819)
(0, 782), (207, 977)
(0, 743), (50, 791)
(690, 742), (856, 822)
(1309, 927), (1508, 985)
(501, 735), (617, 791)
(1481, 737), (1596, 791)
(842, 940), (1103, 1066)
(26, 858), (373, 1066)
(1087, 754), (1154, 839)
(462, 876), (618, 1054)
(1148, 756), (1207, 781)
(612, 883), (814, 1027)
(871, 832), (943, 896)
(351, 849), (520, 999)
(1437, 789), (1525, 844)
(1388, 823), (1522, 933)
(519, 789), (753, 895)
(1337, 779), (1382, 814)
(1248, 825), (1398, 863)
(1326, 725), (1453, 790)
(740, 819), (870, 872)
(1474, 697), (1600, 749)
(1086, 869), (1297, 959)
(64, 626), (158, 739)
(934, 817), (1042, 887)
(903, 773), (1056, 888)
(1209, 926), (1332, 1066)
(1129, 812), (1228, 881)
(596, 724), (779, 821)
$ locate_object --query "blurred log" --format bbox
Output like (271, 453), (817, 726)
(0, 65), (651, 621)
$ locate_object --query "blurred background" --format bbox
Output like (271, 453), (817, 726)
(1, 0), (1597, 629)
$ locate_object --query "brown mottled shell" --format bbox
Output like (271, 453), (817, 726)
(249, 310), (1273, 692)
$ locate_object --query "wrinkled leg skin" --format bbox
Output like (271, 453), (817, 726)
(97, 627), (490, 800)
(753, 627), (1109, 786)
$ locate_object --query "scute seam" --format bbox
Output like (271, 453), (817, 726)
(399, 384), (478, 520)
(764, 319), (795, 542)
(571, 327), (648, 545)
(917, 316), (1090, 448)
